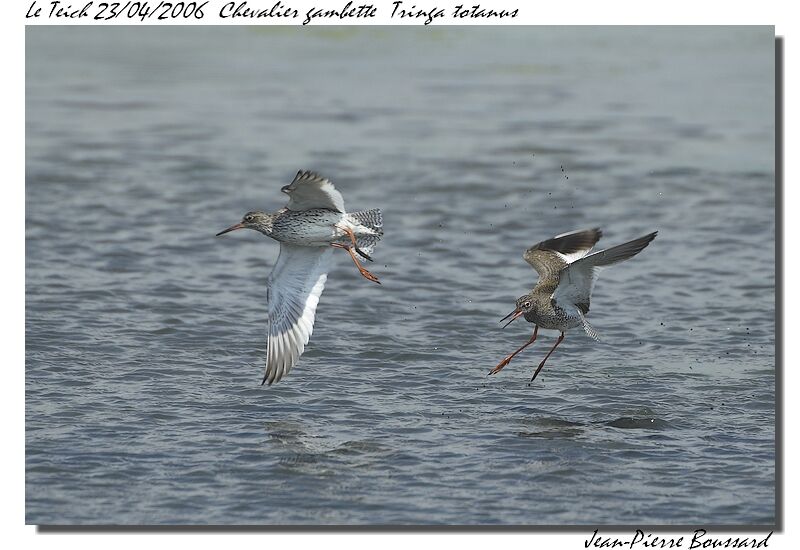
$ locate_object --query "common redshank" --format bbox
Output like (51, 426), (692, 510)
(489, 228), (657, 383)
(216, 170), (383, 385)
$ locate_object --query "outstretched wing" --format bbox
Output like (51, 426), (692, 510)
(263, 243), (333, 385)
(553, 231), (657, 315)
(281, 170), (346, 213)
(523, 228), (602, 279)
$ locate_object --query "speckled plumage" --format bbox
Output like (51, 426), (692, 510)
(259, 207), (382, 249)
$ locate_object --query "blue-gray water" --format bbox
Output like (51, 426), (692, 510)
(26, 26), (775, 525)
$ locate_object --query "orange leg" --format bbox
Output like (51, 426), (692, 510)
(339, 226), (373, 262)
(331, 242), (381, 284)
(489, 325), (538, 375)
(530, 332), (565, 383)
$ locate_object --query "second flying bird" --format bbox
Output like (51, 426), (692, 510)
(491, 228), (657, 383)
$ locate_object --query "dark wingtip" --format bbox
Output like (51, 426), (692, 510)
(283, 169), (322, 194)
(640, 231), (659, 246)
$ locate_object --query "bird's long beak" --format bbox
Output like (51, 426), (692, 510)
(500, 308), (523, 329)
(216, 223), (245, 237)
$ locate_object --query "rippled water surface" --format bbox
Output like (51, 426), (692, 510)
(26, 26), (776, 525)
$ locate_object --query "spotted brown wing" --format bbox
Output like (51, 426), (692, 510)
(523, 228), (603, 279)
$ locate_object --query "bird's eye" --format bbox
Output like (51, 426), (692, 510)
(523, 301), (531, 308)
(245, 215), (253, 222)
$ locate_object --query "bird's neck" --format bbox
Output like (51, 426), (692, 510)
(255, 214), (276, 236)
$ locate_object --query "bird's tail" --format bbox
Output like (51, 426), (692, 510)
(348, 208), (383, 255)
(579, 312), (601, 342)
(350, 208), (383, 235)
(583, 231), (657, 268)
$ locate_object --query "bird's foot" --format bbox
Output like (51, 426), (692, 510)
(488, 356), (512, 375)
(358, 266), (381, 284)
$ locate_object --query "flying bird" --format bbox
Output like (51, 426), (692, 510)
(216, 170), (383, 385)
(490, 228), (657, 383)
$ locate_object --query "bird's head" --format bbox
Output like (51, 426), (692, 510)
(216, 211), (274, 237)
(500, 294), (534, 328)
